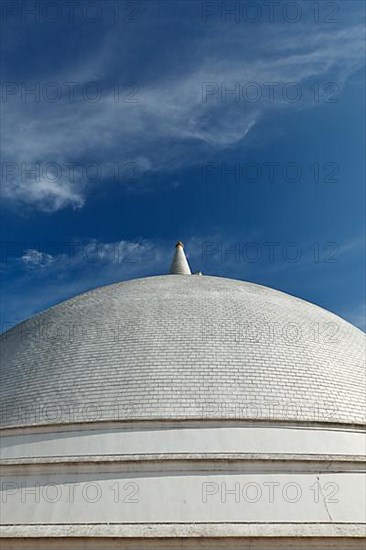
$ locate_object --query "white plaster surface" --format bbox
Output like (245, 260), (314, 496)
(1, 472), (364, 524)
(1, 274), (365, 545)
(1, 425), (365, 460)
(1, 276), (365, 427)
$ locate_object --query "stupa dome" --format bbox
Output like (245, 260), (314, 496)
(1, 274), (365, 428)
(1, 243), (365, 548)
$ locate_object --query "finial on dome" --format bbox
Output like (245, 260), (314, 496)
(169, 241), (192, 275)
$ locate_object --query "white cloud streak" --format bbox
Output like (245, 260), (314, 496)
(1, 22), (365, 211)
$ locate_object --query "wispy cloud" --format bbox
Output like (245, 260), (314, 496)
(1, 235), (235, 326)
(20, 249), (56, 269)
(2, 20), (364, 211)
(1, 239), (158, 326)
(2, 232), (365, 331)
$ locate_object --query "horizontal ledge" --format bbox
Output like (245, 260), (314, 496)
(1, 523), (365, 539)
(1, 418), (365, 436)
(1, 452), (365, 465)
(1, 453), (364, 475)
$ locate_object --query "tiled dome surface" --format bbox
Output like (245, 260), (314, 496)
(1, 275), (365, 427)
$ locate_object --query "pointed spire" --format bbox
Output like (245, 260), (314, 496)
(169, 241), (192, 275)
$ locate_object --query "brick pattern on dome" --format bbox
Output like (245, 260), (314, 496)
(1, 276), (365, 427)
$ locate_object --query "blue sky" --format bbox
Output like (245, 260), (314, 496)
(1, 0), (365, 330)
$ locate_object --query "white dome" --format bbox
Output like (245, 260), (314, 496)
(1, 264), (365, 547)
(1, 274), (364, 428)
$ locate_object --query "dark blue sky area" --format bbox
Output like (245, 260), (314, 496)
(1, 0), (365, 330)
